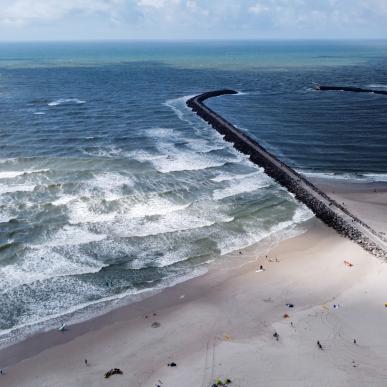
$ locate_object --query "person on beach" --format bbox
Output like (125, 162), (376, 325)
(317, 341), (323, 350)
(273, 332), (279, 341)
(85, 359), (88, 366)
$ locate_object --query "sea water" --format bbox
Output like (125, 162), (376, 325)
(0, 40), (386, 346)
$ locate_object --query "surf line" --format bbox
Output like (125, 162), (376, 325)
(187, 90), (387, 259)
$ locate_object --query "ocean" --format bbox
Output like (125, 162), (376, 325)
(1, 40), (387, 347)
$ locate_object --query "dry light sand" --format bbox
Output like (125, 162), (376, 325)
(1, 186), (387, 387)
(312, 178), (387, 237)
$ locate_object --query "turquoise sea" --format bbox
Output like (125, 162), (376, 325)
(1, 40), (387, 346)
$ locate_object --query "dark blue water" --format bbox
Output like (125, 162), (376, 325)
(0, 41), (386, 346)
(208, 63), (387, 176)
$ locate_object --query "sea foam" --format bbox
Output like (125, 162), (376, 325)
(0, 169), (49, 179)
(48, 98), (86, 107)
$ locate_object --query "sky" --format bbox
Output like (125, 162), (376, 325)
(0, 0), (387, 41)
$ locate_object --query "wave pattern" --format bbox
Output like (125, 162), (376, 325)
(0, 91), (311, 346)
(5, 42), (385, 345)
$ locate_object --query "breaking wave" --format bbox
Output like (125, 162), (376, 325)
(48, 98), (86, 107)
(0, 169), (49, 179)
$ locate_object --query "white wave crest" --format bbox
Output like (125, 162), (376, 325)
(144, 127), (176, 138)
(92, 171), (132, 190)
(211, 171), (263, 183)
(0, 169), (49, 179)
(81, 145), (122, 158)
(164, 95), (195, 122)
(65, 172), (135, 224)
(154, 154), (227, 173)
(72, 172), (134, 203)
(68, 201), (116, 225)
(185, 138), (226, 153)
(217, 204), (313, 255)
(363, 173), (387, 182)
(48, 98), (86, 107)
(367, 84), (387, 89)
(40, 226), (107, 247)
(130, 244), (197, 269)
(149, 138), (244, 173)
(111, 208), (233, 238)
(126, 198), (191, 218)
(0, 246), (105, 292)
(127, 149), (163, 162)
(213, 173), (271, 200)
(52, 195), (77, 206)
(0, 212), (13, 223)
(0, 184), (36, 195)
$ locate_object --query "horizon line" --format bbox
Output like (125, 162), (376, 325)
(1, 37), (387, 44)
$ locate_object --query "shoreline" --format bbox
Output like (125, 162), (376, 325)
(0, 200), (311, 356)
(3, 213), (387, 386)
(1, 177), (387, 386)
(0, 215), (312, 367)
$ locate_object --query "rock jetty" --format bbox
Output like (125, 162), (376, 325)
(187, 90), (386, 259)
(315, 85), (387, 95)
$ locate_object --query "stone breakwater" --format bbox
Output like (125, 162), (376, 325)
(314, 85), (387, 95)
(187, 90), (387, 259)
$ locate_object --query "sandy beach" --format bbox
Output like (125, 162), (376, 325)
(311, 177), (387, 236)
(1, 185), (387, 387)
